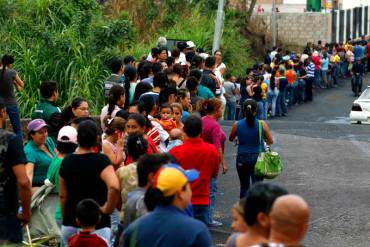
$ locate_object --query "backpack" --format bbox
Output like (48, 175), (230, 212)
(0, 129), (10, 213)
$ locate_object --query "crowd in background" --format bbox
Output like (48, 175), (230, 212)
(5, 34), (365, 246)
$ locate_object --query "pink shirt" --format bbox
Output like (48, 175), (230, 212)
(201, 115), (226, 151)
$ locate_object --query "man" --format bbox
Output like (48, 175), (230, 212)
(0, 98), (32, 244)
(226, 182), (288, 247)
(186, 76), (204, 108)
(305, 57), (315, 102)
(223, 73), (237, 120)
(170, 115), (220, 225)
(268, 195), (310, 246)
(351, 57), (365, 93)
(31, 80), (62, 141)
(189, 69), (214, 100)
(122, 165), (213, 247)
(276, 68), (288, 117)
(104, 57), (124, 100)
(201, 56), (220, 96)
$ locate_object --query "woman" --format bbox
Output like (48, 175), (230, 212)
(201, 98), (228, 227)
(229, 99), (273, 199)
(177, 88), (192, 122)
(100, 85), (125, 132)
(0, 54), (24, 137)
(59, 120), (120, 244)
(239, 77), (252, 119)
(321, 52), (330, 88)
(24, 119), (57, 187)
(171, 103), (184, 129)
(125, 113), (158, 164)
(252, 76), (264, 120)
(123, 65), (138, 107)
(102, 116), (126, 170)
(62, 97), (89, 125)
(46, 126), (78, 226)
(116, 134), (148, 223)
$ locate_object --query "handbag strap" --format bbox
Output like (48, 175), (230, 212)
(258, 120), (263, 153)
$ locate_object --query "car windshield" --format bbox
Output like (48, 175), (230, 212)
(359, 88), (370, 100)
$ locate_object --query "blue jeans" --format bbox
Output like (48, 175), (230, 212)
(208, 177), (218, 223)
(236, 153), (263, 198)
(286, 84), (294, 106)
(5, 104), (22, 138)
(226, 100), (236, 120)
(332, 64), (339, 85)
(262, 100), (268, 120)
(193, 205), (210, 225)
(267, 90), (278, 117)
(0, 214), (23, 244)
(276, 90), (287, 116)
(296, 80), (305, 104)
(314, 68), (322, 87)
(61, 225), (111, 247)
(256, 101), (264, 120)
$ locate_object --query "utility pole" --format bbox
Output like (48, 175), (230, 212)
(272, 0), (277, 47)
(212, 0), (225, 54)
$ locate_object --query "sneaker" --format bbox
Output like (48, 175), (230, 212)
(208, 220), (223, 227)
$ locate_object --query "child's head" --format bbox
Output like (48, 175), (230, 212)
(231, 198), (248, 233)
(76, 199), (101, 229)
(169, 128), (184, 141)
(171, 103), (183, 123)
(160, 103), (173, 121)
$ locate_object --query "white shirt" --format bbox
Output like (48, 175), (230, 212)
(100, 104), (121, 132)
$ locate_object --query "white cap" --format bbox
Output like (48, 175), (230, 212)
(57, 126), (78, 144)
(186, 41), (196, 48)
(199, 53), (209, 60)
(157, 37), (167, 47)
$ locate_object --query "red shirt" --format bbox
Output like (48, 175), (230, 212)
(169, 138), (220, 205)
(312, 55), (321, 70)
(68, 231), (108, 247)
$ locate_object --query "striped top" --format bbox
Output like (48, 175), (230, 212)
(306, 63), (315, 78)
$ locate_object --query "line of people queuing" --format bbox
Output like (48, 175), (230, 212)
(0, 36), (311, 247)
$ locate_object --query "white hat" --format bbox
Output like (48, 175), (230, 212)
(199, 53), (209, 60)
(157, 37), (167, 47)
(186, 41), (196, 48)
(58, 126), (78, 144)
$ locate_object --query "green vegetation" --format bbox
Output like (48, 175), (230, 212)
(0, 0), (252, 117)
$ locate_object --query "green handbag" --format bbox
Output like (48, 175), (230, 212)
(254, 121), (283, 179)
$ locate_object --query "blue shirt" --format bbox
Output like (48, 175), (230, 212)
(321, 57), (329, 71)
(122, 205), (212, 247)
(237, 119), (264, 154)
(354, 45), (364, 59)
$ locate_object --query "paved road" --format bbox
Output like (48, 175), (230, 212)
(212, 78), (370, 246)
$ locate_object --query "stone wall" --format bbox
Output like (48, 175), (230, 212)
(249, 12), (332, 47)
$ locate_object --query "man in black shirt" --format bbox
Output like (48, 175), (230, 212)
(201, 56), (220, 96)
(0, 98), (31, 244)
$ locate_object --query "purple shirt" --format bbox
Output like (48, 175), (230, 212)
(201, 115), (226, 151)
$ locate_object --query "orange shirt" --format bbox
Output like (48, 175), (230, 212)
(285, 69), (296, 84)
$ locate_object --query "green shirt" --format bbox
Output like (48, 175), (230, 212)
(24, 137), (56, 186)
(32, 98), (62, 141)
(197, 84), (215, 99)
(47, 156), (63, 222)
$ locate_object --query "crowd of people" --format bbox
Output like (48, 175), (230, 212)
(0, 36), (348, 247)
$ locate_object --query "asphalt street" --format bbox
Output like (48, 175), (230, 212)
(212, 77), (370, 247)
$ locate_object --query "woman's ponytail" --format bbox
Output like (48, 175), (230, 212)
(243, 99), (258, 128)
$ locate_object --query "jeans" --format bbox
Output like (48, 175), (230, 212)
(332, 64), (339, 85)
(286, 84), (294, 106)
(0, 214), (23, 244)
(305, 77), (314, 101)
(276, 90), (287, 116)
(262, 100), (268, 120)
(267, 90), (278, 117)
(321, 69), (328, 87)
(61, 225), (111, 247)
(314, 68), (321, 87)
(256, 101), (264, 120)
(226, 100), (236, 120)
(296, 79), (305, 104)
(208, 177), (218, 223)
(110, 209), (120, 246)
(236, 153), (263, 198)
(193, 205), (210, 225)
(340, 61), (348, 76)
(5, 104), (22, 138)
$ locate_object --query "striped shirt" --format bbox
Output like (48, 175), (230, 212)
(306, 63), (315, 78)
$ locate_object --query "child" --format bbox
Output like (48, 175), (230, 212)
(171, 103), (184, 129)
(158, 103), (177, 133)
(167, 128), (184, 151)
(231, 198), (248, 233)
(68, 199), (108, 247)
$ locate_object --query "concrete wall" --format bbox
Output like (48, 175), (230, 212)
(250, 12), (332, 46)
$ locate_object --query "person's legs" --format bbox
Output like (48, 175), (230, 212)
(271, 91), (277, 117)
(321, 70), (328, 88)
(236, 160), (250, 199)
(208, 176), (220, 225)
(305, 78), (313, 101)
(275, 92), (282, 116)
(281, 89), (287, 115)
(256, 101), (264, 120)
(193, 205), (210, 225)
(61, 225), (79, 246)
(230, 101), (236, 120)
(5, 104), (22, 138)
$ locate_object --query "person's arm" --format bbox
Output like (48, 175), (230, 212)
(14, 74), (24, 91)
(102, 138), (124, 169)
(262, 121), (273, 145)
(100, 165), (120, 215)
(229, 121), (237, 142)
(13, 164), (32, 224)
(59, 175), (68, 219)
(25, 162), (34, 186)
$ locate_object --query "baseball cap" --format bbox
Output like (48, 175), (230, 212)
(27, 119), (47, 132)
(153, 164), (199, 197)
(57, 126), (78, 144)
(187, 41), (196, 49)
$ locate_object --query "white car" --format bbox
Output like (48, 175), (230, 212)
(350, 86), (370, 124)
